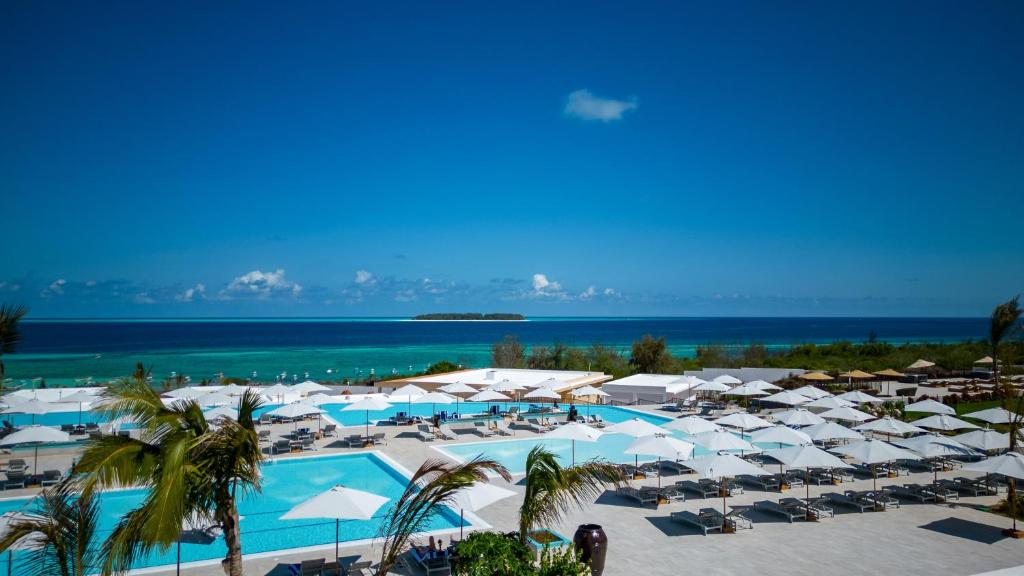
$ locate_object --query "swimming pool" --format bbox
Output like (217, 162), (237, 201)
(0, 452), (463, 573)
(318, 401), (670, 428)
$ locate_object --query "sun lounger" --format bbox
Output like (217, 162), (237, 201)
(800, 497), (834, 519)
(660, 484), (687, 502)
(299, 558), (326, 576)
(927, 482), (959, 502)
(494, 421), (514, 436)
(271, 440), (291, 455)
(4, 470), (28, 490)
(738, 474), (780, 492)
(416, 424), (436, 442)
(677, 480), (718, 499)
(371, 432), (386, 445)
(824, 491), (874, 513)
(343, 435), (364, 448)
(670, 510), (722, 535)
(322, 424), (337, 437)
(410, 546), (451, 576)
(7, 459), (28, 473)
(849, 489), (899, 510)
(473, 421), (495, 437)
(953, 476), (998, 495)
(524, 418), (547, 433)
(40, 469), (63, 486)
(257, 429), (272, 442)
(754, 499), (805, 523)
(890, 483), (935, 503)
(781, 473), (805, 488)
(301, 437), (317, 451)
(617, 486), (659, 506)
(705, 507), (753, 531)
(438, 425), (458, 440)
(589, 415), (606, 428)
(258, 414), (273, 426)
(659, 460), (690, 475)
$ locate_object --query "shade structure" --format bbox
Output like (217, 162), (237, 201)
(764, 444), (853, 505)
(163, 387), (207, 401)
(691, 430), (758, 454)
(975, 356), (994, 364)
(830, 439), (920, 498)
(467, 390), (510, 403)
(749, 425), (812, 446)
(260, 384), (292, 403)
(198, 393), (235, 408)
(684, 454), (771, 522)
(218, 383), (250, 396)
(692, 381), (731, 393)
(910, 414), (981, 431)
(280, 485), (389, 561)
(662, 415), (723, 435)
(744, 380), (783, 391)
(55, 390), (98, 426)
(412, 392), (455, 419)
(873, 369), (905, 378)
(953, 429), (1010, 452)
(268, 402), (324, 419)
(389, 384), (428, 414)
(625, 435), (695, 489)
(772, 409), (825, 427)
(902, 399), (955, 415)
(1, 398), (54, 425)
(714, 412), (773, 431)
(894, 434), (977, 459)
(523, 388), (561, 401)
(451, 483), (517, 538)
(293, 381), (332, 395)
(965, 452), (1024, 533)
(438, 382), (477, 395)
(605, 418), (665, 472)
(854, 417), (925, 437)
(570, 386), (608, 398)
(801, 422), (864, 442)
(839, 370), (874, 380)
(799, 372), (833, 382)
(759, 390), (812, 406)
(722, 383), (769, 397)
(792, 386), (832, 400)
(203, 406), (238, 420)
(341, 397), (394, 440)
(545, 422), (605, 464)
(712, 374), (743, 385)
(486, 380), (525, 393)
(529, 378), (561, 389)
(804, 396), (855, 410)
(818, 406), (875, 423)
(836, 390), (883, 404)
(907, 359), (936, 370)
(962, 407), (1015, 425)
(304, 393), (337, 407)
(0, 425), (71, 469)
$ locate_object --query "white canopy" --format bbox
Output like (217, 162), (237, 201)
(487, 380), (525, 393)
(836, 390), (883, 404)
(759, 390), (812, 406)
(804, 396), (855, 410)
(529, 378), (562, 389)
(744, 380), (783, 391)
(854, 417), (926, 436)
(468, 390), (510, 403)
(523, 388), (561, 401)
(412, 392), (456, 405)
(604, 418), (664, 438)
(712, 374), (743, 385)
(1, 398), (55, 416)
(261, 384), (292, 398)
(571, 386), (609, 398)
(962, 407), (1015, 425)
(691, 430), (758, 453)
(692, 381), (731, 393)
(953, 429), (1010, 452)
(219, 383), (250, 396)
(910, 414), (981, 431)
(268, 403), (324, 419)
(204, 406), (238, 420)
(749, 425), (812, 446)
(164, 387), (209, 400)
(792, 385), (832, 400)
(829, 439), (920, 464)
(902, 399), (955, 415)
(764, 445), (853, 470)
(293, 381), (332, 394)
(198, 393), (235, 408)
(280, 485), (390, 559)
(544, 422), (604, 442)
(0, 425), (70, 446)
(451, 482), (517, 513)
(303, 393), (337, 406)
(439, 382), (478, 395)
(684, 453), (770, 479)
(964, 452), (1024, 481)
(818, 406), (875, 423)
(801, 422), (864, 442)
(893, 434), (978, 459)
(662, 415), (722, 435)
(625, 435), (695, 461)
(772, 409), (826, 427)
(0, 511), (44, 551)
(341, 397), (393, 413)
(714, 412), (773, 430)
(724, 383), (769, 397)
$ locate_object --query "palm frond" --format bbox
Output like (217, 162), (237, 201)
(0, 481), (101, 576)
(0, 303), (28, 356)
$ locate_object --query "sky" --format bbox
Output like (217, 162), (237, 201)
(1, 1), (1022, 318)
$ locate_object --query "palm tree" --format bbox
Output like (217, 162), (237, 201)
(517, 446), (623, 546)
(0, 481), (102, 576)
(990, 295), (1021, 400)
(0, 303), (29, 394)
(73, 379), (264, 576)
(375, 457), (511, 576)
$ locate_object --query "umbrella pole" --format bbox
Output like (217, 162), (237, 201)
(34, 444), (39, 471)
(335, 519), (339, 563)
(572, 440), (576, 466)
(460, 509), (465, 540)
(365, 411), (369, 444)
(176, 539), (181, 576)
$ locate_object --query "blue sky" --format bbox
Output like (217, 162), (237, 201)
(2, 1), (1022, 317)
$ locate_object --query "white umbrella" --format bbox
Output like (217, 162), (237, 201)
(723, 384), (769, 397)
(854, 417), (926, 438)
(164, 387), (209, 400)
(570, 386), (608, 398)
(268, 402), (324, 433)
(0, 425), (71, 469)
(801, 422), (864, 443)
(0, 398), (54, 425)
(910, 414), (981, 431)
(692, 381), (731, 393)
(219, 383), (250, 396)
(544, 422), (604, 465)
(280, 485), (389, 561)
(691, 430), (758, 454)
(260, 384), (292, 404)
(663, 416), (723, 435)
(837, 390), (883, 404)
(529, 378), (561, 389)
(486, 380), (525, 393)
(830, 439), (920, 496)
(605, 418), (665, 474)
(204, 406), (238, 421)
(341, 397), (393, 441)
(962, 407), (1015, 425)
(625, 435), (695, 489)
(749, 426), (812, 447)
(902, 399), (955, 415)
(804, 396), (855, 410)
(439, 382), (477, 395)
(451, 482), (517, 539)
(759, 390), (811, 406)
(712, 375), (743, 385)
(389, 384), (428, 415)
(744, 380), (783, 392)
(965, 452), (1024, 534)
(792, 386), (832, 400)
(523, 388), (561, 401)
(818, 406), (875, 423)
(304, 393), (337, 407)
(198, 393), (234, 408)
(684, 454), (770, 523)
(895, 434), (978, 484)
(468, 390), (510, 403)
(953, 429), (1010, 452)
(56, 390), (97, 426)
(714, 413), (773, 432)
(765, 444), (854, 504)
(413, 392), (455, 422)
(0, 510), (44, 576)
(772, 409), (826, 427)
(293, 381), (332, 395)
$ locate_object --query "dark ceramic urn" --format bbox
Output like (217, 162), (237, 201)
(572, 524), (607, 576)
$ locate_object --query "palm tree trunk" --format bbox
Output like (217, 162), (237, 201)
(218, 497), (244, 576)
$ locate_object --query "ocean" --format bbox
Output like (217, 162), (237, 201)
(4, 317), (987, 386)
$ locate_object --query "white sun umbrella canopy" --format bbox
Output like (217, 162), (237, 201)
(545, 422), (605, 465)
(759, 390), (812, 406)
(570, 386), (609, 398)
(487, 380), (525, 393)
(746, 380), (783, 391)
(801, 422), (865, 443)
(830, 439), (920, 496)
(218, 383), (250, 396)
(772, 409), (826, 427)
(903, 399), (955, 415)
(723, 383), (770, 397)
(389, 384), (429, 415)
(965, 452), (1024, 533)
(1, 398), (55, 424)
(261, 383), (292, 403)
(523, 388), (561, 401)
(837, 390), (883, 404)
(341, 397), (393, 439)
(894, 434), (978, 460)
(625, 435), (695, 489)
(712, 374), (743, 386)
(280, 485), (389, 561)
(765, 444), (854, 502)
(451, 482), (517, 538)
(164, 387), (208, 400)
(685, 453), (771, 519)
(792, 385), (832, 400)
(663, 415), (722, 435)
(854, 417), (926, 437)
(605, 418), (666, 472)
(691, 430), (759, 454)
(692, 381), (731, 393)
(910, 414), (981, 431)
(204, 406), (238, 420)
(467, 390), (510, 408)
(0, 425), (71, 469)
(749, 426), (812, 447)
(954, 429), (1010, 452)
(530, 378), (561, 389)
(804, 396), (855, 410)
(907, 359), (936, 370)
(198, 392), (235, 408)
(293, 381), (331, 395)
(714, 412), (773, 431)
(303, 393), (337, 407)
(439, 382), (478, 395)
(818, 406), (875, 423)
(962, 407), (1015, 425)
(412, 392), (455, 420)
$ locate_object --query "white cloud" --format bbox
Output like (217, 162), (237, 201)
(564, 89), (637, 122)
(40, 278), (67, 298)
(354, 270), (376, 286)
(133, 292), (156, 304)
(394, 289), (418, 302)
(603, 288), (618, 296)
(175, 283), (206, 302)
(532, 273), (562, 293)
(579, 285), (597, 300)
(224, 269), (301, 299)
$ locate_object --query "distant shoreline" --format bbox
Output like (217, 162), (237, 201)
(411, 313), (526, 321)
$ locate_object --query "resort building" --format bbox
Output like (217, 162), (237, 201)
(602, 368), (807, 405)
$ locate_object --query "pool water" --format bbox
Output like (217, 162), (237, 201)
(318, 402), (669, 428)
(0, 452), (461, 573)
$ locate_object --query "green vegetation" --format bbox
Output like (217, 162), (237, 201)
(0, 482), (101, 576)
(414, 313), (525, 320)
(0, 302), (29, 393)
(452, 532), (587, 576)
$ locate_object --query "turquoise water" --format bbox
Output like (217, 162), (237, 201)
(318, 402), (670, 428)
(0, 452), (461, 573)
